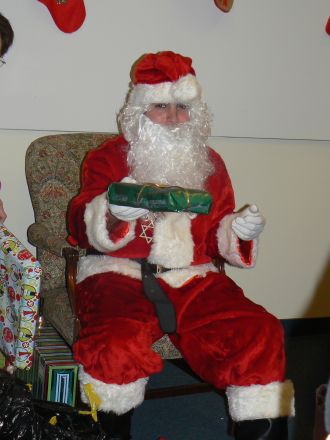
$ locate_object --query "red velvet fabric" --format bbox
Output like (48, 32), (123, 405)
(131, 51), (195, 85)
(38, 0), (86, 33)
(68, 135), (245, 265)
(73, 271), (285, 388)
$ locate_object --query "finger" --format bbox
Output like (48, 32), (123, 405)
(243, 215), (265, 225)
(128, 210), (148, 219)
(235, 217), (246, 225)
(248, 204), (259, 214)
(233, 229), (253, 240)
(239, 222), (262, 232)
(232, 223), (252, 236)
(121, 176), (137, 184)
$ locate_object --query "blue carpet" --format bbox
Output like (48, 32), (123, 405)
(131, 324), (330, 440)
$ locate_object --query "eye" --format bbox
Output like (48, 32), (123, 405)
(177, 103), (189, 111)
(154, 103), (168, 109)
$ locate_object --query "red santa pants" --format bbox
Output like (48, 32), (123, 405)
(73, 270), (286, 389)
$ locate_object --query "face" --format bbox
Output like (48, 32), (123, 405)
(145, 103), (190, 126)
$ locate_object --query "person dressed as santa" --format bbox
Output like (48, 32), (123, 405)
(68, 51), (294, 439)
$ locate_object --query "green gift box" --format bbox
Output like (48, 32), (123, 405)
(107, 183), (212, 214)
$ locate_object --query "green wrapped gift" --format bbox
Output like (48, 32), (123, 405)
(107, 182), (212, 214)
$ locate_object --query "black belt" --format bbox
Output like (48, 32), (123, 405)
(87, 250), (171, 274)
(86, 250), (176, 332)
(86, 249), (103, 256)
(146, 263), (171, 274)
(139, 259), (177, 333)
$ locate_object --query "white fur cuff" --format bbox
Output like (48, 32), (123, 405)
(84, 192), (136, 253)
(78, 366), (148, 415)
(217, 213), (258, 267)
(226, 380), (295, 422)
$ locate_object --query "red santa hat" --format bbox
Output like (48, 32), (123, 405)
(128, 51), (202, 106)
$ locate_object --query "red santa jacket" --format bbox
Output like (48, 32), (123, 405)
(68, 135), (257, 274)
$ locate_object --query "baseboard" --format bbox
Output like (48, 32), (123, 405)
(281, 317), (330, 337)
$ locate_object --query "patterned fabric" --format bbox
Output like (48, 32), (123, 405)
(25, 133), (181, 358)
(0, 225), (41, 369)
(26, 133), (111, 292)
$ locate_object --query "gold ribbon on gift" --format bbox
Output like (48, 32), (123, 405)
(136, 183), (191, 210)
(108, 182), (212, 214)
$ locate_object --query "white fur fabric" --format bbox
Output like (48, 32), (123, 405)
(76, 255), (142, 284)
(158, 262), (218, 288)
(78, 366), (148, 415)
(84, 192), (136, 253)
(217, 213), (258, 267)
(129, 74), (201, 106)
(149, 212), (194, 268)
(226, 380), (295, 421)
(77, 255), (218, 288)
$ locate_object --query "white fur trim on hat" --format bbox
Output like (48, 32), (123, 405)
(217, 213), (258, 267)
(84, 192), (136, 253)
(226, 380), (295, 422)
(78, 365), (148, 415)
(128, 74), (201, 105)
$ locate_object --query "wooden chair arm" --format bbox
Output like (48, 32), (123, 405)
(28, 223), (70, 257)
(213, 256), (225, 273)
(62, 247), (81, 343)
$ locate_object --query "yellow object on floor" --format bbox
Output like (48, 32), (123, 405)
(81, 383), (101, 422)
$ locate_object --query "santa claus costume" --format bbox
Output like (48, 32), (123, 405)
(68, 51), (294, 439)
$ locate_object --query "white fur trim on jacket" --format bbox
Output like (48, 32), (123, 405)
(217, 213), (258, 267)
(76, 255), (142, 284)
(158, 263), (218, 288)
(226, 380), (295, 421)
(148, 212), (194, 268)
(84, 192), (136, 253)
(76, 255), (218, 288)
(128, 74), (201, 105)
(78, 366), (148, 415)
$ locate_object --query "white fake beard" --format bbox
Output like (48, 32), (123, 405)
(125, 114), (214, 190)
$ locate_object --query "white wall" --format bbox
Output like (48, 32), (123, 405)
(1, 129), (329, 319)
(0, 1), (329, 319)
(0, 0), (329, 139)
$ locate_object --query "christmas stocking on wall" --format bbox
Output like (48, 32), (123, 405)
(214, 0), (234, 13)
(38, 0), (86, 33)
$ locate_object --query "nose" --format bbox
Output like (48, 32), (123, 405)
(166, 104), (179, 125)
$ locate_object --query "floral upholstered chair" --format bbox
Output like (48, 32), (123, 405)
(25, 133), (181, 358)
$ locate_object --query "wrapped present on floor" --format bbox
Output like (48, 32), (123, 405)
(31, 323), (79, 407)
(108, 182), (213, 214)
(0, 225), (41, 371)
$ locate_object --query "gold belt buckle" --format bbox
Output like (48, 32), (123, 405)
(156, 264), (163, 274)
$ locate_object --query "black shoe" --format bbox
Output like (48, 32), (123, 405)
(234, 417), (288, 440)
(97, 410), (133, 440)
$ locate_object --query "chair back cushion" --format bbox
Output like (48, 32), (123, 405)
(26, 133), (113, 292)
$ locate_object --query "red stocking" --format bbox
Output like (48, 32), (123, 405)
(326, 17), (330, 36)
(38, 0), (86, 33)
(214, 0), (234, 13)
